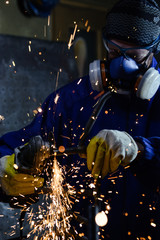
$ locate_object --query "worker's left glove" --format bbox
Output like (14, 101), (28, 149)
(87, 130), (138, 179)
(0, 154), (44, 196)
(0, 135), (50, 196)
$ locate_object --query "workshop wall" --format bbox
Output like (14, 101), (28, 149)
(0, 34), (78, 136)
(0, 0), (119, 136)
(0, 1), (52, 40)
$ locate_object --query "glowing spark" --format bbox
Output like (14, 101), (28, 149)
(68, 24), (78, 49)
(54, 94), (60, 104)
(106, 205), (111, 211)
(37, 107), (43, 113)
(58, 145), (65, 153)
(13, 164), (18, 170)
(28, 45), (31, 52)
(85, 20), (88, 27)
(48, 16), (50, 26)
(150, 221), (156, 227)
(0, 115), (5, 121)
(77, 78), (82, 85)
(88, 183), (95, 189)
(87, 26), (91, 32)
(33, 109), (38, 115)
(95, 211), (108, 227)
(12, 61), (15, 67)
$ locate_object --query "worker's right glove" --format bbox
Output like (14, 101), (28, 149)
(0, 136), (50, 196)
(87, 130), (138, 179)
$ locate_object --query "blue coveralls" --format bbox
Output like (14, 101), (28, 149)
(0, 57), (160, 239)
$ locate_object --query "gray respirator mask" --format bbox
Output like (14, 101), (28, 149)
(89, 56), (160, 99)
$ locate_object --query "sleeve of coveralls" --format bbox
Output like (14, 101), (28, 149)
(132, 136), (160, 188)
(131, 86), (160, 187)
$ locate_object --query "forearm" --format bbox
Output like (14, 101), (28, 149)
(134, 136), (159, 164)
(131, 136), (160, 188)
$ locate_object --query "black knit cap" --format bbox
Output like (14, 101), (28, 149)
(104, 0), (160, 51)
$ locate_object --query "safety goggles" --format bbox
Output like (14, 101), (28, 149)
(103, 36), (160, 63)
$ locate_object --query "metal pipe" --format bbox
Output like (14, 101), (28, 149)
(78, 91), (112, 146)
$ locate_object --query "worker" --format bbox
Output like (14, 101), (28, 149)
(0, 0), (160, 239)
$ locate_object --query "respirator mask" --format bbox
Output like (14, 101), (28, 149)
(89, 38), (160, 100)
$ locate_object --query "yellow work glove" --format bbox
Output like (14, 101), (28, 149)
(87, 130), (138, 179)
(0, 154), (44, 196)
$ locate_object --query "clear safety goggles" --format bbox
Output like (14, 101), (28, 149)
(103, 36), (160, 63)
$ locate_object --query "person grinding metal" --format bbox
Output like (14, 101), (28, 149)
(1, 0), (160, 239)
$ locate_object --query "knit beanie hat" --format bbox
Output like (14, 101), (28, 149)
(103, 0), (160, 51)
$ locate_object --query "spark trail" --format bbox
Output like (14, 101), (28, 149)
(27, 156), (73, 240)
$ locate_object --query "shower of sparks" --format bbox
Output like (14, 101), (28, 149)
(68, 24), (78, 49)
(27, 156), (73, 239)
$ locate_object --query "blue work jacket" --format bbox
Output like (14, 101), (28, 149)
(0, 57), (160, 239)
